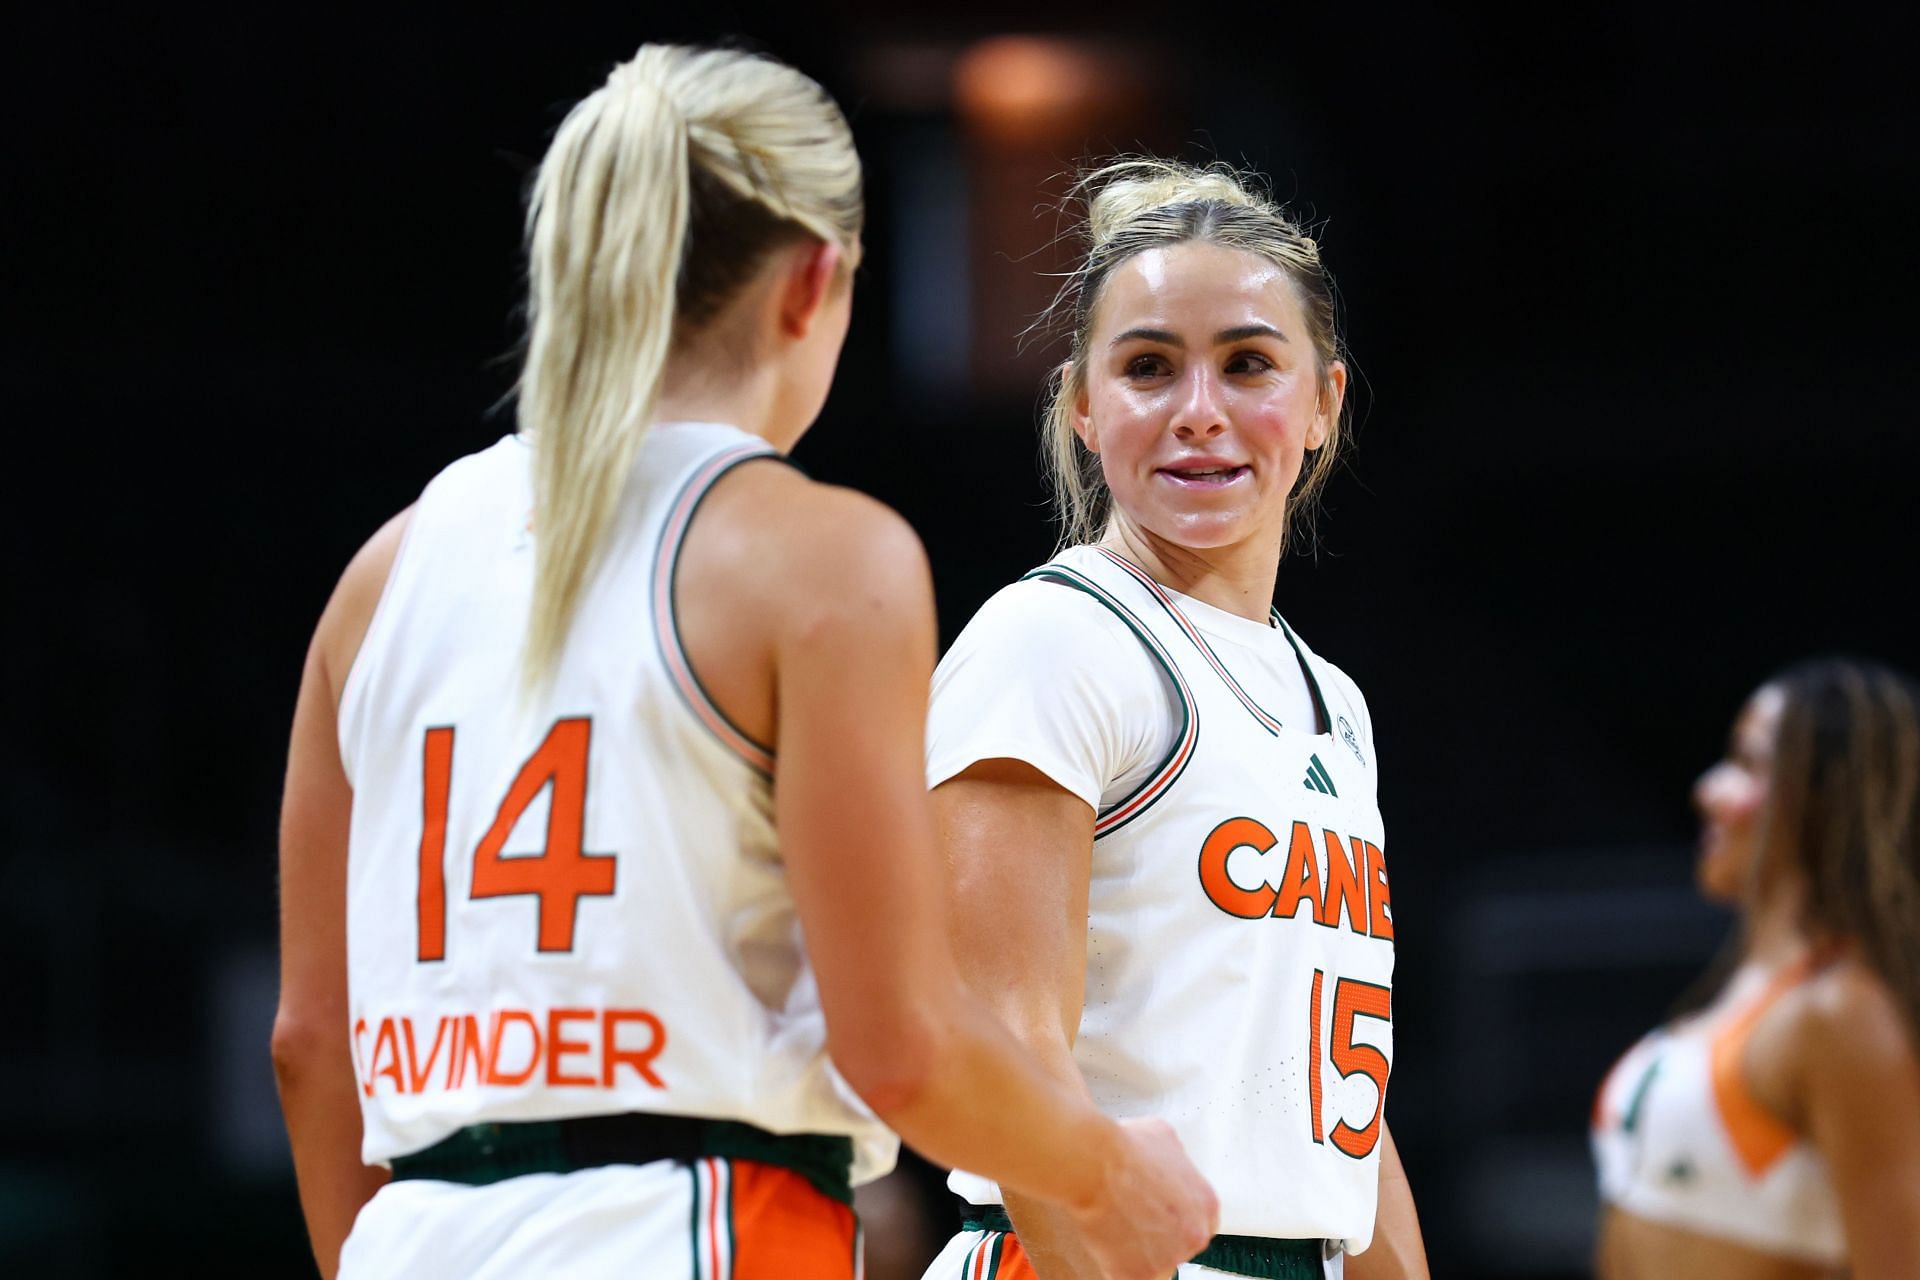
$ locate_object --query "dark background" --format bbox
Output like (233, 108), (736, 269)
(4, 4), (1914, 1276)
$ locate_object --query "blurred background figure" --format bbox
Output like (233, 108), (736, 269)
(4, 4), (1915, 1277)
(1592, 659), (1920, 1279)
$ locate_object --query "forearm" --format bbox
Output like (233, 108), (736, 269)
(923, 994), (1110, 1280)
(907, 1010), (1107, 1280)
(1346, 1124), (1428, 1280)
(274, 1031), (387, 1278)
(863, 993), (1116, 1214)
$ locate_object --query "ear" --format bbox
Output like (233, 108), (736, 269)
(1066, 361), (1099, 453)
(777, 240), (844, 338)
(1307, 360), (1347, 451)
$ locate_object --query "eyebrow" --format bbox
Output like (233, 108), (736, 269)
(1108, 324), (1289, 348)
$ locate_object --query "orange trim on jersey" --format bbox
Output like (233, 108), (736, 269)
(652, 444), (779, 776)
(1708, 952), (1824, 1178)
(728, 1161), (857, 1280)
(962, 1232), (1038, 1280)
(989, 1234), (1039, 1279)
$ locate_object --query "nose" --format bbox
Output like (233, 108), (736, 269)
(1693, 763), (1727, 818)
(1171, 366), (1227, 441)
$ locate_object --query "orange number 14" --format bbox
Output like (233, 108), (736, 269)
(416, 717), (615, 961)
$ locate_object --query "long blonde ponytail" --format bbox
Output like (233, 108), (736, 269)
(515, 44), (863, 686)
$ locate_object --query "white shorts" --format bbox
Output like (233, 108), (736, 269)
(921, 1228), (1343, 1280)
(340, 1155), (862, 1280)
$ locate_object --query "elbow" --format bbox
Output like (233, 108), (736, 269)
(270, 1007), (337, 1092)
(832, 1011), (946, 1121)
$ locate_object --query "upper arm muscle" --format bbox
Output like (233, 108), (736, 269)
(279, 509), (412, 1024)
(750, 485), (953, 1073)
(1798, 968), (1920, 1278)
(937, 760), (1096, 1049)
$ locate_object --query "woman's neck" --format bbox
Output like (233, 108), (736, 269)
(654, 355), (788, 450)
(1742, 876), (1811, 967)
(1100, 519), (1284, 624)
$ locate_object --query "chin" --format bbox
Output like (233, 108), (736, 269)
(1695, 858), (1741, 905)
(1148, 510), (1261, 550)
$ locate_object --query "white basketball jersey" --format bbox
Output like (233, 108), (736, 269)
(949, 548), (1396, 1252)
(337, 422), (896, 1183)
(1592, 955), (1845, 1266)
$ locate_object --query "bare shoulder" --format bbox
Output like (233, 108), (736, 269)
(1799, 958), (1918, 1070)
(316, 506), (414, 697)
(691, 461), (932, 624)
(1766, 956), (1920, 1129)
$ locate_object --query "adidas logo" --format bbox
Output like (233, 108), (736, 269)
(1302, 754), (1338, 797)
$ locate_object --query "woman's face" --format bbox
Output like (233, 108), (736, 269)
(1073, 241), (1344, 554)
(1693, 685), (1786, 903)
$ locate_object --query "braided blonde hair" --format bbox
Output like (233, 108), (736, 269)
(517, 44), (863, 685)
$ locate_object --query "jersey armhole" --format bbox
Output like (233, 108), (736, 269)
(335, 507), (425, 776)
(1021, 567), (1199, 839)
(650, 447), (792, 777)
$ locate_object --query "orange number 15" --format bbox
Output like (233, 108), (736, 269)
(1308, 969), (1392, 1159)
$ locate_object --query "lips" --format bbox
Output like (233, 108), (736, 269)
(1158, 463), (1250, 488)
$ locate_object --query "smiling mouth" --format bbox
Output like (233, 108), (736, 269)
(1159, 465), (1250, 487)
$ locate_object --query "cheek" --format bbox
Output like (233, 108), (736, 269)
(1239, 402), (1311, 474)
(1723, 779), (1767, 828)
(1241, 374), (1319, 435)
(1084, 389), (1159, 461)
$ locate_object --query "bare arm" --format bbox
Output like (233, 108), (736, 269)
(937, 759), (1110, 1280)
(272, 512), (408, 1277)
(1345, 1123), (1429, 1280)
(1796, 968), (1920, 1280)
(748, 481), (1214, 1278)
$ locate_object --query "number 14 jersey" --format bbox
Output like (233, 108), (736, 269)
(336, 423), (895, 1182)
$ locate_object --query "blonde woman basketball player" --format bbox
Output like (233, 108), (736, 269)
(272, 46), (1215, 1280)
(1592, 658), (1920, 1279)
(921, 161), (1427, 1280)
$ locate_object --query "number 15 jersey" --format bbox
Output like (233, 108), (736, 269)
(336, 423), (896, 1183)
(929, 546), (1396, 1253)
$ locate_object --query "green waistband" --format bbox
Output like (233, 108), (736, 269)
(959, 1204), (1327, 1279)
(390, 1116), (854, 1205)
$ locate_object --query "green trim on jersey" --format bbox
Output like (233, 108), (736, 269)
(391, 1116), (853, 1204)
(1622, 1057), (1663, 1135)
(1022, 566), (1200, 840)
(1271, 608), (1335, 739)
(1091, 547), (1338, 742)
(960, 1205), (1327, 1278)
(654, 447), (795, 776)
(724, 1157), (738, 1278)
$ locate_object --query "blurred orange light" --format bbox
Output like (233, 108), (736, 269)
(953, 36), (1117, 145)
